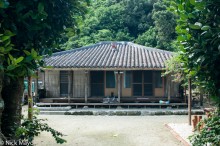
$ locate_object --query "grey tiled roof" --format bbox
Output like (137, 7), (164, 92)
(45, 41), (173, 70)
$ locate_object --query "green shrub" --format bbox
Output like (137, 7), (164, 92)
(15, 113), (66, 145)
(189, 110), (220, 146)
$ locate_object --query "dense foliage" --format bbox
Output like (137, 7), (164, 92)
(64, 0), (177, 51)
(0, 0), (89, 77)
(0, 0), (89, 139)
(169, 0), (220, 103)
(167, 0), (220, 145)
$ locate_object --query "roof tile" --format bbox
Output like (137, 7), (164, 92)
(45, 41), (173, 69)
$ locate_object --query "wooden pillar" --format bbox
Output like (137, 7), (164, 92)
(162, 76), (165, 97)
(118, 73), (121, 103)
(188, 78), (192, 125)
(36, 71), (39, 97)
(68, 71), (71, 104)
(28, 76), (33, 120)
(168, 76), (171, 101)
(85, 71), (88, 103)
(43, 70), (46, 89)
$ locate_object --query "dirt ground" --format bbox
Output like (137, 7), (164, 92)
(32, 114), (188, 146)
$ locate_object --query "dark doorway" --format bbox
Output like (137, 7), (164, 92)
(90, 71), (104, 96)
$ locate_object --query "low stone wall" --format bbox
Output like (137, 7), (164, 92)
(38, 107), (204, 116)
(65, 109), (203, 116)
(37, 106), (71, 111)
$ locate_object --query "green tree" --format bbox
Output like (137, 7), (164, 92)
(169, 0), (220, 104)
(0, 0), (88, 139)
(64, 0), (156, 49)
(151, 0), (177, 50)
(135, 0), (177, 51)
(135, 27), (157, 47)
(168, 0), (220, 144)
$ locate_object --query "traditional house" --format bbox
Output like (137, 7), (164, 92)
(40, 41), (183, 104)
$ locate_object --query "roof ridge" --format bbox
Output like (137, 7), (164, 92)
(52, 41), (172, 56)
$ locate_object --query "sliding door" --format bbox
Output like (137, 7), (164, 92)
(132, 71), (153, 97)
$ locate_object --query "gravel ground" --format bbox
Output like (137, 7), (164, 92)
(32, 115), (188, 146)
(167, 123), (193, 146)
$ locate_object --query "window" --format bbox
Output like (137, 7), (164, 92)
(124, 71), (131, 88)
(91, 71), (104, 96)
(155, 71), (162, 88)
(133, 71), (142, 83)
(106, 71), (115, 88)
(133, 84), (142, 96)
(133, 71), (143, 96)
(144, 71), (152, 83)
(144, 84), (153, 96)
(91, 71), (103, 83)
(60, 71), (69, 96)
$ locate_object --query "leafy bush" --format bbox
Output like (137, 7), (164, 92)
(189, 110), (220, 146)
(15, 113), (66, 145)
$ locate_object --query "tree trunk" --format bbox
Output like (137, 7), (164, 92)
(28, 76), (33, 120)
(0, 67), (5, 145)
(188, 78), (192, 126)
(1, 76), (24, 139)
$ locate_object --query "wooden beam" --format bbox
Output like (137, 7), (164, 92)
(188, 78), (192, 125)
(85, 71), (88, 103)
(43, 67), (165, 71)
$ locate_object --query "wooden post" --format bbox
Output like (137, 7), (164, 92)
(162, 76), (165, 97)
(68, 71), (71, 104)
(28, 76), (33, 120)
(192, 115), (198, 131)
(85, 71), (88, 103)
(36, 71), (39, 99)
(43, 70), (46, 89)
(117, 72), (121, 103)
(168, 76), (171, 101)
(188, 78), (192, 125)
